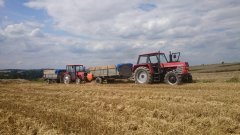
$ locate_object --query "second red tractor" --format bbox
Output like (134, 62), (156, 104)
(63, 64), (93, 84)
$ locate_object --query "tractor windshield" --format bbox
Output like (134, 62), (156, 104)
(66, 65), (84, 72)
(160, 54), (168, 63)
(66, 66), (75, 72)
(149, 55), (159, 63)
(138, 56), (148, 64)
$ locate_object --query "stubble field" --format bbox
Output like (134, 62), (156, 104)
(0, 63), (240, 135)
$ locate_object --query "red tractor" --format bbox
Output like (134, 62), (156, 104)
(133, 51), (192, 85)
(63, 64), (93, 84)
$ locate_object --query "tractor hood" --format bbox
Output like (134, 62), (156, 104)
(161, 62), (189, 68)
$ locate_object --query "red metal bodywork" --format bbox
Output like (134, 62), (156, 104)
(133, 63), (154, 74)
(161, 62), (189, 74)
(77, 72), (86, 80)
(64, 71), (85, 80)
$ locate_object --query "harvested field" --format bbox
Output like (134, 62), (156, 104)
(0, 82), (240, 135)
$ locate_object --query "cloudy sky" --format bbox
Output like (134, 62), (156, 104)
(0, 0), (239, 69)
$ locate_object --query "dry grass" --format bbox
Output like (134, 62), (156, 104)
(191, 63), (240, 83)
(190, 62), (240, 73)
(192, 71), (240, 83)
(0, 79), (240, 135)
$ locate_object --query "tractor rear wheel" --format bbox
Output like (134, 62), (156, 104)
(164, 71), (182, 85)
(76, 77), (81, 84)
(95, 77), (103, 84)
(63, 74), (71, 84)
(134, 67), (152, 84)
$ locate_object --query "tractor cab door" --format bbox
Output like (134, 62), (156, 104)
(75, 65), (85, 79)
(66, 65), (77, 81)
(148, 55), (160, 73)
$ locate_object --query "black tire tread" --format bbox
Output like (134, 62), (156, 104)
(95, 77), (103, 84)
(134, 66), (152, 84)
(164, 71), (182, 85)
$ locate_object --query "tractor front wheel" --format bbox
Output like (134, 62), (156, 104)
(63, 74), (71, 84)
(164, 71), (182, 85)
(76, 77), (81, 84)
(134, 67), (152, 84)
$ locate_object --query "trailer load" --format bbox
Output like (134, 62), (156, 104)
(89, 63), (133, 83)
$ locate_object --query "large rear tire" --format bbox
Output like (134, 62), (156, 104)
(134, 67), (152, 84)
(164, 71), (182, 85)
(63, 74), (71, 84)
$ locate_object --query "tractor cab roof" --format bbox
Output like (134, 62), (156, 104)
(139, 52), (165, 56)
(66, 64), (83, 66)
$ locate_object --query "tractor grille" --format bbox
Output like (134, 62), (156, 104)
(176, 66), (183, 74)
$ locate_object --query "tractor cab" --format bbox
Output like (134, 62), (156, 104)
(136, 52), (168, 74)
(63, 64), (92, 84)
(66, 64), (85, 80)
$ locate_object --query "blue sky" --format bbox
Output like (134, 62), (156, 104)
(0, 0), (239, 69)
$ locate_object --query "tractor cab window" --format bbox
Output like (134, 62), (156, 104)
(160, 54), (168, 63)
(149, 55), (159, 64)
(76, 66), (84, 72)
(67, 66), (75, 72)
(138, 56), (148, 64)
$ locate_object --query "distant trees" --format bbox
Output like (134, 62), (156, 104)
(0, 70), (43, 80)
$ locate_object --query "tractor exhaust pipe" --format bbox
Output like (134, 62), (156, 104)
(169, 51), (172, 62)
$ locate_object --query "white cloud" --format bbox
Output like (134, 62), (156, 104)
(24, 0), (240, 40)
(0, 22), (149, 68)
(0, 0), (240, 68)
(30, 28), (44, 37)
(0, 0), (4, 7)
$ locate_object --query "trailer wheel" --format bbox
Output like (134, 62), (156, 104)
(164, 71), (182, 85)
(76, 77), (81, 84)
(134, 67), (152, 84)
(187, 74), (193, 83)
(182, 73), (192, 83)
(107, 79), (115, 83)
(63, 74), (71, 84)
(46, 79), (51, 84)
(95, 77), (103, 84)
